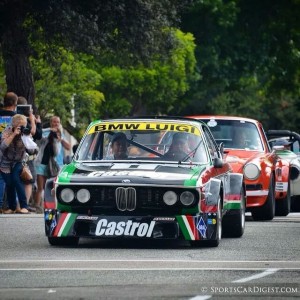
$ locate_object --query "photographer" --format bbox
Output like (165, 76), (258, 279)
(0, 114), (36, 214)
(17, 97), (42, 211)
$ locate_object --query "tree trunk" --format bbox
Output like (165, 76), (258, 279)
(1, 3), (35, 107)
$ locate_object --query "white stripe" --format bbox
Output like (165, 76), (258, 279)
(189, 296), (212, 300)
(182, 216), (195, 240)
(232, 268), (279, 283)
(246, 190), (269, 196)
(57, 213), (71, 236)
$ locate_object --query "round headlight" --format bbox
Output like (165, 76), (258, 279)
(163, 191), (178, 206)
(76, 189), (90, 203)
(180, 191), (195, 206)
(244, 163), (260, 180)
(60, 188), (75, 203)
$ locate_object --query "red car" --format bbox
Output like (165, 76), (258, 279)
(189, 116), (290, 220)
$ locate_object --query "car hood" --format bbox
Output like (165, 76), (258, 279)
(224, 149), (264, 173)
(58, 162), (207, 187)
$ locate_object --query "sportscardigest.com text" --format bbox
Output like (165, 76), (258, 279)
(200, 286), (298, 295)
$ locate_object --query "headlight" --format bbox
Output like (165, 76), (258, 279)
(180, 191), (195, 206)
(60, 188), (75, 203)
(163, 191), (177, 206)
(76, 189), (90, 203)
(244, 163), (261, 180)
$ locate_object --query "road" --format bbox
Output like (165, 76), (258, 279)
(0, 213), (299, 299)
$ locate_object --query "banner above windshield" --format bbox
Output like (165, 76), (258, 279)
(88, 122), (201, 136)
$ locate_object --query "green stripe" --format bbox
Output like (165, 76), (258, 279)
(224, 202), (241, 210)
(176, 216), (191, 240)
(61, 213), (78, 237)
(58, 162), (77, 183)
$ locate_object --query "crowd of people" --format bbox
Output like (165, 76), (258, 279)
(0, 91), (71, 214)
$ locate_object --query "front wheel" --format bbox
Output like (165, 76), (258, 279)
(222, 187), (246, 238)
(275, 181), (291, 216)
(48, 236), (79, 246)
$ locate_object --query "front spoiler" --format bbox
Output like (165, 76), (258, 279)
(44, 210), (219, 242)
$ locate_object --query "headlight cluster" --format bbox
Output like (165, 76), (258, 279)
(163, 190), (195, 206)
(60, 188), (90, 204)
(243, 163), (261, 180)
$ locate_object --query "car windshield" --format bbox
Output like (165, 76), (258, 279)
(75, 121), (209, 163)
(203, 119), (264, 151)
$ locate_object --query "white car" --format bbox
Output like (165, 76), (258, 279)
(267, 130), (300, 211)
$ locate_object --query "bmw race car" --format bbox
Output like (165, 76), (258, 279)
(267, 130), (300, 211)
(44, 117), (246, 247)
(189, 116), (291, 219)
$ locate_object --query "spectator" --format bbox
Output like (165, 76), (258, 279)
(17, 96), (42, 211)
(163, 133), (189, 161)
(0, 92), (17, 213)
(106, 132), (128, 159)
(0, 114), (36, 214)
(34, 116), (70, 212)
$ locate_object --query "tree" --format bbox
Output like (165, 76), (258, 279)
(0, 0), (189, 106)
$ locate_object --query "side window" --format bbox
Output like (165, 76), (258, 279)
(203, 127), (219, 159)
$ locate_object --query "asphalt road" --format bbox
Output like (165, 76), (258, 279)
(0, 213), (299, 299)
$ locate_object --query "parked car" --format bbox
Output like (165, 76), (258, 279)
(189, 116), (290, 220)
(44, 117), (246, 247)
(267, 130), (300, 211)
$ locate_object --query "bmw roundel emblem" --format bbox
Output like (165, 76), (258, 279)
(122, 179), (131, 183)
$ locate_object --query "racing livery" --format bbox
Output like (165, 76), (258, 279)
(44, 117), (245, 247)
(267, 130), (300, 212)
(189, 116), (290, 220)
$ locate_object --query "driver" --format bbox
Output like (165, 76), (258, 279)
(107, 132), (128, 160)
(163, 133), (189, 160)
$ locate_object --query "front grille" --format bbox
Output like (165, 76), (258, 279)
(57, 185), (199, 215)
(116, 187), (136, 211)
(246, 184), (263, 191)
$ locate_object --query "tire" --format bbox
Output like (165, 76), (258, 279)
(222, 187), (246, 238)
(291, 196), (300, 212)
(251, 174), (275, 221)
(275, 182), (291, 216)
(48, 236), (79, 246)
(191, 196), (222, 247)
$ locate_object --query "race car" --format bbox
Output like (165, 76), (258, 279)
(44, 117), (246, 247)
(267, 130), (300, 211)
(189, 116), (291, 220)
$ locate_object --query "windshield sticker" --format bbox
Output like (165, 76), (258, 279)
(207, 119), (218, 127)
(88, 122), (201, 135)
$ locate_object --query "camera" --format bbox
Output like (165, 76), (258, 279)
(20, 125), (31, 135)
(17, 105), (32, 117)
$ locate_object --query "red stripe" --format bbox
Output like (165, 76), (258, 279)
(52, 213), (68, 237)
(226, 194), (241, 200)
(44, 202), (56, 209)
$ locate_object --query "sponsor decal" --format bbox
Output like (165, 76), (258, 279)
(77, 216), (98, 221)
(207, 218), (217, 225)
(196, 217), (207, 238)
(88, 122), (201, 136)
(153, 217), (175, 221)
(95, 219), (155, 237)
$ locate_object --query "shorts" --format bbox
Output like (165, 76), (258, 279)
(35, 164), (48, 177)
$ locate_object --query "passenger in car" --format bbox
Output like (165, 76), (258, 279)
(162, 133), (189, 160)
(232, 130), (248, 149)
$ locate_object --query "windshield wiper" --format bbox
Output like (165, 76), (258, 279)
(180, 140), (203, 163)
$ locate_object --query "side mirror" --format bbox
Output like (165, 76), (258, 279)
(213, 157), (223, 168)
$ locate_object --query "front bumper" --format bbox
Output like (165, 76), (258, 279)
(44, 210), (219, 242)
